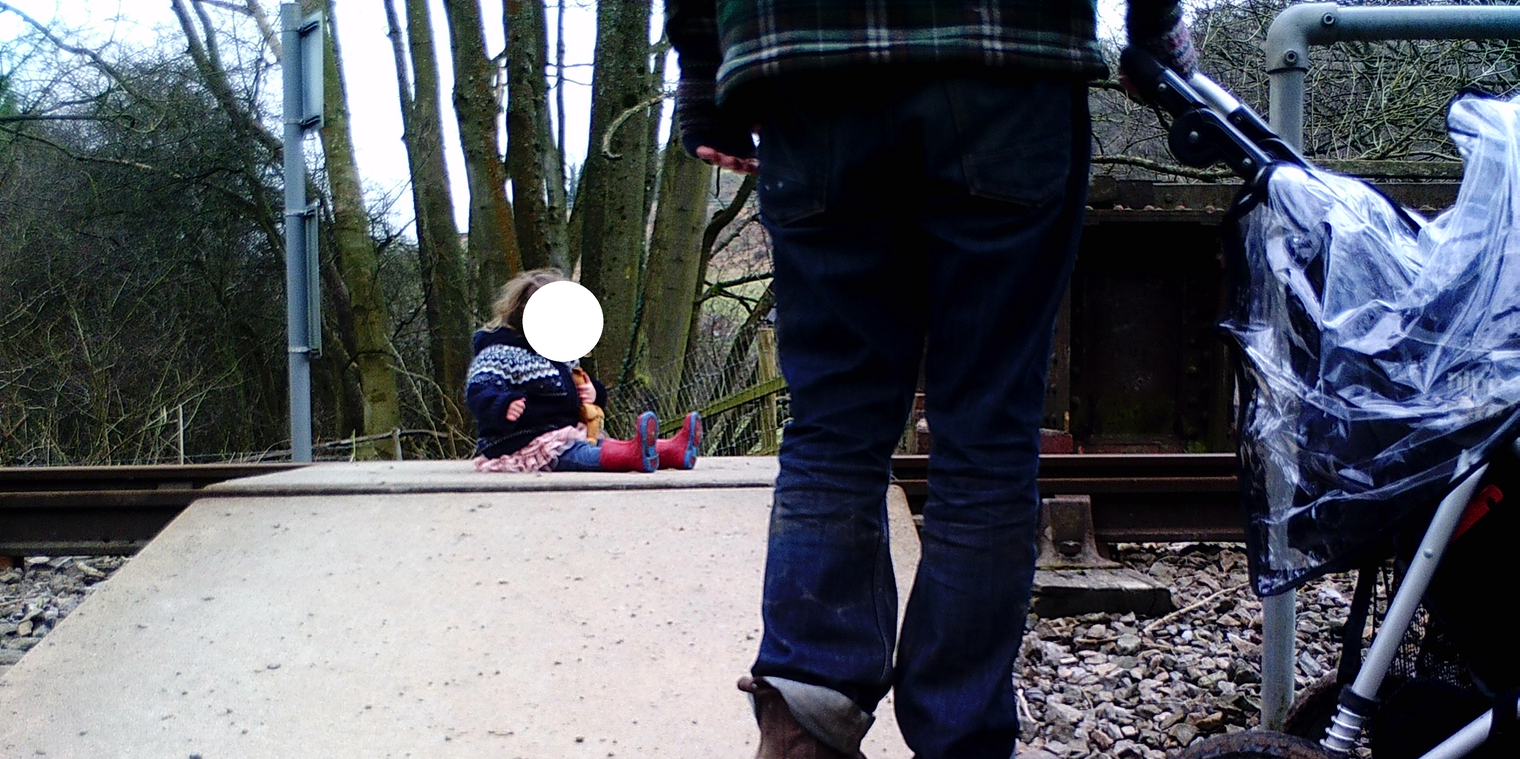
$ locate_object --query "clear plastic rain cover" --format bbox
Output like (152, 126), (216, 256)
(1226, 91), (1520, 597)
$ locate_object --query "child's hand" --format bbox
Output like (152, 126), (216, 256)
(578, 382), (596, 404)
(505, 398), (526, 422)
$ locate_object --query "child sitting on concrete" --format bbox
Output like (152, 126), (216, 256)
(467, 269), (701, 473)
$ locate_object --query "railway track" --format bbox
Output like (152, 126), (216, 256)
(0, 455), (1243, 556)
(892, 453), (1243, 544)
(0, 463), (303, 556)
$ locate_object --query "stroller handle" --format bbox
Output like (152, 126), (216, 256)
(1184, 73), (1244, 119)
(1119, 47), (1306, 181)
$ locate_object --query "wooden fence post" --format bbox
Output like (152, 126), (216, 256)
(757, 326), (779, 453)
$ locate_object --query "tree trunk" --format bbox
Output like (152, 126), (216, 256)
(318, 250), (366, 440)
(547, 0), (571, 274)
(169, 0), (284, 269)
(638, 128), (712, 417)
(386, 0), (471, 449)
(680, 173), (756, 410)
(170, 0), (283, 159)
(318, 0), (402, 458)
(642, 38), (667, 235)
(504, 0), (564, 274)
(441, 0), (522, 324)
(577, 0), (653, 387)
(566, 160), (586, 277)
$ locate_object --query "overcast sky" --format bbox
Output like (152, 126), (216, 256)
(1, 0), (1130, 231)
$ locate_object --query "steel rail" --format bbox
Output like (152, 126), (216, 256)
(0, 463), (303, 555)
(0, 463), (302, 492)
(1, 456), (1244, 556)
(891, 454), (1244, 544)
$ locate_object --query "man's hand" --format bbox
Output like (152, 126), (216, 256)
(577, 382), (596, 404)
(696, 145), (758, 176)
(1118, 68), (1145, 102)
(1118, 19), (1197, 106)
(505, 398), (526, 422)
(1125, 2), (1198, 84)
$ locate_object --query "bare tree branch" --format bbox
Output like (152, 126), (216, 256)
(169, 0), (283, 158)
(0, 114), (106, 123)
(1092, 155), (1235, 181)
(0, 1), (149, 103)
(600, 90), (670, 159)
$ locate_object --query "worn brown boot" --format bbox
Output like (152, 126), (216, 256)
(738, 676), (867, 759)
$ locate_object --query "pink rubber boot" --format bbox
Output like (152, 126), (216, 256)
(655, 412), (702, 470)
(597, 411), (658, 472)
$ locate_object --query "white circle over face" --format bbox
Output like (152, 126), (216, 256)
(522, 281), (604, 362)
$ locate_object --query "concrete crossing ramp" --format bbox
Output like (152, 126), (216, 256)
(0, 458), (917, 758)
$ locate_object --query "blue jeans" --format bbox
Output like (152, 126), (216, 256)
(751, 73), (1090, 759)
(550, 440), (602, 471)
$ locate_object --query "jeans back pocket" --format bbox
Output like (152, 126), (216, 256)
(949, 78), (1075, 207)
(758, 163), (826, 226)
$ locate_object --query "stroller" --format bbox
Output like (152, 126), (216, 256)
(1121, 49), (1520, 759)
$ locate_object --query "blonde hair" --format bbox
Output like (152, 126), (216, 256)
(485, 268), (567, 332)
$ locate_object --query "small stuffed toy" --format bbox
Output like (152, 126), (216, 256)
(571, 365), (604, 444)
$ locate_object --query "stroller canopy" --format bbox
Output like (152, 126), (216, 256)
(1228, 90), (1520, 596)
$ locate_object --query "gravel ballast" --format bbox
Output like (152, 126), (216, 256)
(1, 556), (127, 677)
(1017, 543), (1357, 758)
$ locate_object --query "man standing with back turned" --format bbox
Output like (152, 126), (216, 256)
(666, 2), (1197, 757)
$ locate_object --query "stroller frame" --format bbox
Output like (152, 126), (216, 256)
(1125, 4), (1520, 756)
(1316, 448), (1517, 758)
(1261, 7), (1520, 747)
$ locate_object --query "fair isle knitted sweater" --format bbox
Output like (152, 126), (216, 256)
(465, 328), (608, 458)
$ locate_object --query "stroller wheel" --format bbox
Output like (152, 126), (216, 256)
(1175, 731), (1330, 759)
(1281, 672), (1341, 742)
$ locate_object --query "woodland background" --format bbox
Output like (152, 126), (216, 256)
(0, 0), (1516, 464)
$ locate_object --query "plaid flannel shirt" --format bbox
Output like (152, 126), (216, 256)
(667, 1), (1188, 157)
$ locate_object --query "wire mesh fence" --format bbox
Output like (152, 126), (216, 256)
(604, 324), (791, 457)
